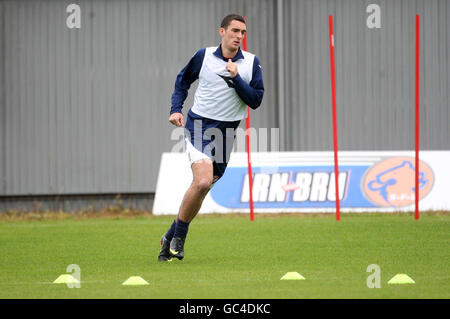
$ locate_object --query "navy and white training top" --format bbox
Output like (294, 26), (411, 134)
(170, 44), (264, 122)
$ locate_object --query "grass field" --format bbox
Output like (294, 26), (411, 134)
(0, 212), (448, 299)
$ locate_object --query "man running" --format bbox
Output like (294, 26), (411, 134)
(158, 14), (264, 261)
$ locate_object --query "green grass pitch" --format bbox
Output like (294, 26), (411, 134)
(0, 213), (448, 299)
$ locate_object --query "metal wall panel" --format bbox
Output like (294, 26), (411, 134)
(0, 1), (4, 194)
(0, 0), (277, 195)
(0, 0), (448, 198)
(282, 0), (449, 152)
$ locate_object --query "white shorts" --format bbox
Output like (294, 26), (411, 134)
(185, 137), (212, 165)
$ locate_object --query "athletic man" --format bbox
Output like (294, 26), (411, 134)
(158, 14), (264, 261)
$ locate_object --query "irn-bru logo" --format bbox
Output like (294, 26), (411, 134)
(363, 157), (434, 207)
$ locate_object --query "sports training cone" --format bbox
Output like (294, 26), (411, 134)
(388, 274), (415, 284)
(280, 272), (306, 280)
(122, 276), (149, 286)
(53, 274), (79, 284)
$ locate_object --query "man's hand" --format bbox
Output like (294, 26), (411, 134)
(169, 112), (185, 127)
(226, 59), (238, 78)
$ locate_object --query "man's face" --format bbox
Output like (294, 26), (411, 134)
(220, 20), (246, 52)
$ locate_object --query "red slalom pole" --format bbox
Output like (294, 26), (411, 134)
(415, 15), (420, 220)
(328, 15), (340, 221)
(243, 17), (255, 222)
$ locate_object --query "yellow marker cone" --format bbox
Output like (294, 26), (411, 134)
(122, 276), (149, 286)
(53, 274), (79, 284)
(280, 272), (306, 280)
(388, 274), (415, 284)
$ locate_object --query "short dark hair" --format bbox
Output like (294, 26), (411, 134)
(220, 14), (246, 29)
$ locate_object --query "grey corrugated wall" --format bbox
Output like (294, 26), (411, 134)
(0, 0), (277, 196)
(0, 0), (449, 198)
(282, 0), (449, 151)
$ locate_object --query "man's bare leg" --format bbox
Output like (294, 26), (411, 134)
(177, 158), (215, 223)
(165, 158), (219, 260)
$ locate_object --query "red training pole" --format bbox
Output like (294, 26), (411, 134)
(415, 15), (420, 220)
(243, 17), (255, 222)
(328, 16), (340, 221)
